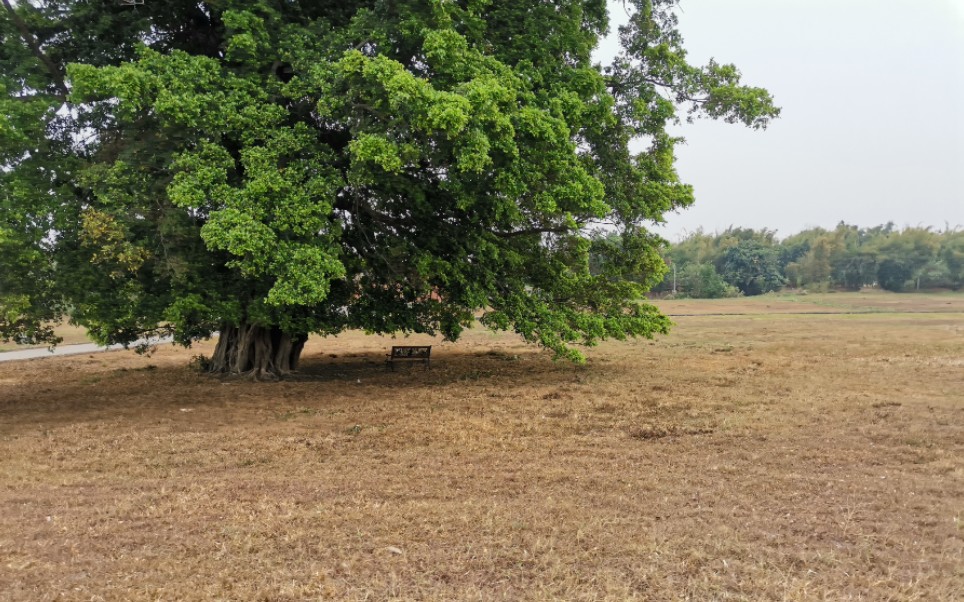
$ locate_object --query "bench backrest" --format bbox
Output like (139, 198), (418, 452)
(391, 345), (431, 358)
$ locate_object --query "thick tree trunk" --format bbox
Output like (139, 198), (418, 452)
(208, 323), (307, 380)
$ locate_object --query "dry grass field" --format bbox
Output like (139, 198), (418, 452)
(0, 325), (91, 352)
(1, 293), (962, 601)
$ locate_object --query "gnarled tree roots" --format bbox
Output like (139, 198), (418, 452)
(208, 323), (307, 380)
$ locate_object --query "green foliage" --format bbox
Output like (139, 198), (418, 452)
(718, 240), (786, 296)
(589, 230), (668, 291)
(662, 229), (720, 267)
(871, 228), (943, 292)
(874, 259), (912, 292)
(1, 0), (779, 360)
(939, 232), (964, 289)
(660, 223), (961, 295)
(676, 263), (739, 299)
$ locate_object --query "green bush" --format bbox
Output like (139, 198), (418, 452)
(678, 264), (741, 299)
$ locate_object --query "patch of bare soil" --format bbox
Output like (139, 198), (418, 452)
(1, 308), (962, 600)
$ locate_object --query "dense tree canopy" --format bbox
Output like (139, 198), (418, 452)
(1, 0), (778, 377)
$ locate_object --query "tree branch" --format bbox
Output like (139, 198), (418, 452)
(1, 0), (69, 99)
(638, 76), (709, 104)
(493, 225), (572, 239)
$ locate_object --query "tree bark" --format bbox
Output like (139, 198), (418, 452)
(208, 323), (307, 380)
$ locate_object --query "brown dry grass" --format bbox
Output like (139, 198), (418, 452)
(1, 294), (962, 601)
(657, 289), (964, 316)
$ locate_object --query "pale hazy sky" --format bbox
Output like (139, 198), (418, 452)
(596, 0), (964, 241)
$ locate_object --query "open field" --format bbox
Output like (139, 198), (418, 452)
(2, 290), (960, 353)
(0, 325), (92, 353)
(1, 295), (962, 600)
(655, 290), (964, 316)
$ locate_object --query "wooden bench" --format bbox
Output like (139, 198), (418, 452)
(386, 345), (431, 371)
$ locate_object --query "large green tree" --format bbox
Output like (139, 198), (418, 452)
(718, 239), (785, 296)
(1, 0), (777, 378)
(872, 228), (941, 292)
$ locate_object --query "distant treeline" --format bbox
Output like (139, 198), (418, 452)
(600, 223), (963, 298)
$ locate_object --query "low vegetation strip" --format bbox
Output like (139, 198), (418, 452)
(0, 303), (961, 600)
(646, 224), (963, 297)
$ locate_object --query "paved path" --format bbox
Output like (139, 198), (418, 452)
(0, 338), (172, 363)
